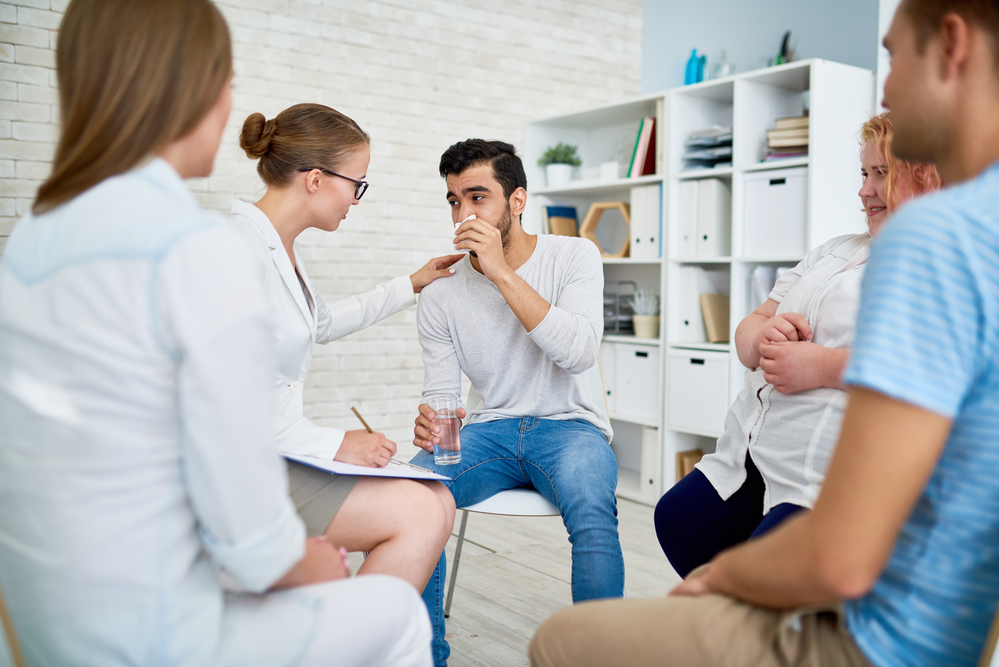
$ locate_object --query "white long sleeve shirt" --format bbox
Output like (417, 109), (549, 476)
(697, 233), (871, 513)
(0, 159), (316, 666)
(228, 199), (416, 460)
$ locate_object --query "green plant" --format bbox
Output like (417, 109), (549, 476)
(630, 290), (660, 316)
(538, 142), (582, 167)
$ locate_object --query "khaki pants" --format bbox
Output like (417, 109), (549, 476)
(529, 594), (873, 667)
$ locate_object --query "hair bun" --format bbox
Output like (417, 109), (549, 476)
(239, 112), (277, 159)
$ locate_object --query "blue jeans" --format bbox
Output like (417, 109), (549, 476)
(412, 417), (624, 667)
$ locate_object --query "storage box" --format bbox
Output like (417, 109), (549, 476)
(614, 343), (660, 422)
(667, 348), (729, 435)
(743, 167), (808, 258)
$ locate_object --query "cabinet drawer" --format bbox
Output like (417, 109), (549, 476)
(743, 167), (807, 258)
(614, 344), (660, 421)
(667, 349), (728, 434)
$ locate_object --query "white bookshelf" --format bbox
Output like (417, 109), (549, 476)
(524, 59), (874, 506)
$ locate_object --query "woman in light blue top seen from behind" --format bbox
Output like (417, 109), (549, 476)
(0, 1), (431, 665)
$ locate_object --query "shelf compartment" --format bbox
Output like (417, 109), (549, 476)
(744, 157), (809, 172)
(602, 258), (662, 265)
(668, 341), (731, 353)
(676, 166), (734, 180)
(604, 334), (660, 346)
(610, 421), (661, 506)
(534, 174), (663, 196)
(666, 425), (724, 439)
(609, 412), (660, 428)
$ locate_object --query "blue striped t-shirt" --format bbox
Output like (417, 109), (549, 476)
(843, 161), (999, 666)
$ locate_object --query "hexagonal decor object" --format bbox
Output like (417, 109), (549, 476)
(580, 201), (631, 258)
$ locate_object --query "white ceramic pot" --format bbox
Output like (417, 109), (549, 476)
(545, 163), (573, 188)
(632, 315), (660, 339)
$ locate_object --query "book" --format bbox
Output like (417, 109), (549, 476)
(640, 119), (657, 176)
(626, 117), (647, 178)
(767, 128), (809, 141)
(699, 293), (729, 343)
(629, 116), (656, 178)
(768, 137), (810, 148)
(546, 205), (578, 237)
(774, 115), (809, 130)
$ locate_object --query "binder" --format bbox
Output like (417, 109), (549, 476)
(677, 180), (698, 257)
(679, 266), (714, 341)
(629, 184), (661, 260)
(696, 178), (731, 257)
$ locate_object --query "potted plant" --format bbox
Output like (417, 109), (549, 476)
(538, 142), (582, 188)
(630, 290), (660, 339)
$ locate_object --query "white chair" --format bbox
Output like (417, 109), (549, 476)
(443, 362), (609, 617)
(0, 581), (25, 667)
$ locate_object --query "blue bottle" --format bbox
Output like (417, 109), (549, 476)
(685, 49), (698, 85)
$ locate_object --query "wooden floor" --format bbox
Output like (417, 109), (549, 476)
(350, 497), (681, 666)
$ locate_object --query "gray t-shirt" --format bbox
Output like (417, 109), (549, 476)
(418, 233), (612, 440)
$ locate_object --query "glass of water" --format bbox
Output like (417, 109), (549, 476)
(427, 395), (461, 465)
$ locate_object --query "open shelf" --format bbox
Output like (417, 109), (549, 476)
(744, 157), (810, 172)
(604, 334), (660, 346)
(534, 173), (663, 196)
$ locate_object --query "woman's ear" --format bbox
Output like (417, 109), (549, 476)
(304, 169), (322, 194)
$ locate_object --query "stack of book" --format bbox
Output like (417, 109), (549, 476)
(764, 114), (809, 161)
(683, 125), (732, 171)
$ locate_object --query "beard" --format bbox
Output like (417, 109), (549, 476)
(470, 206), (514, 257)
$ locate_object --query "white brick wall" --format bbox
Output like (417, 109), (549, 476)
(0, 0), (642, 452)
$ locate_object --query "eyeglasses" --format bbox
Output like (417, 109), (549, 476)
(297, 167), (369, 201)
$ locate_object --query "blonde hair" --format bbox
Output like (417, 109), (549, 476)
(33, 0), (232, 214)
(239, 103), (369, 187)
(860, 112), (942, 212)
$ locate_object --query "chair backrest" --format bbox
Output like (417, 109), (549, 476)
(465, 361), (609, 439)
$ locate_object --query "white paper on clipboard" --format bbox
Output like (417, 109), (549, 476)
(283, 452), (449, 481)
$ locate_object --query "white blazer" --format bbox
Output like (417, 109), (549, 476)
(0, 159), (315, 666)
(229, 199), (416, 460)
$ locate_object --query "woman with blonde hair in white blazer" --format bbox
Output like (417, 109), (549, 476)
(230, 103), (460, 661)
(0, 1), (431, 665)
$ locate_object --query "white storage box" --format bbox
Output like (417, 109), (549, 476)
(614, 343), (660, 422)
(667, 348), (729, 435)
(743, 167), (807, 258)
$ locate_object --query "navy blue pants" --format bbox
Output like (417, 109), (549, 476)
(654, 454), (804, 578)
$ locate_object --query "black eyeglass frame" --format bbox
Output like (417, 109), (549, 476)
(297, 167), (369, 200)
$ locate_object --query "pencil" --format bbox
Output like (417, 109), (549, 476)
(346, 401), (374, 433)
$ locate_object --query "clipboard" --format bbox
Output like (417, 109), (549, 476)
(283, 452), (449, 481)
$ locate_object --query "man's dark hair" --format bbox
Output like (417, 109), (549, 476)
(904, 0), (999, 69)
(439, 139), (528, 200)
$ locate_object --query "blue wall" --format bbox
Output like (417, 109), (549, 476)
(642, 0), (880, 93)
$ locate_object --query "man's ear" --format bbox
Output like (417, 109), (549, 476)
(937, 12), (973, 81)
(510, 187), (528, 217)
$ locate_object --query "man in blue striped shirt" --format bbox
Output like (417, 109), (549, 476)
(530, 2), (999, 665)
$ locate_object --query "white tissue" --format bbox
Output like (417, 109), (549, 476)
(453, 214), (476, 253)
